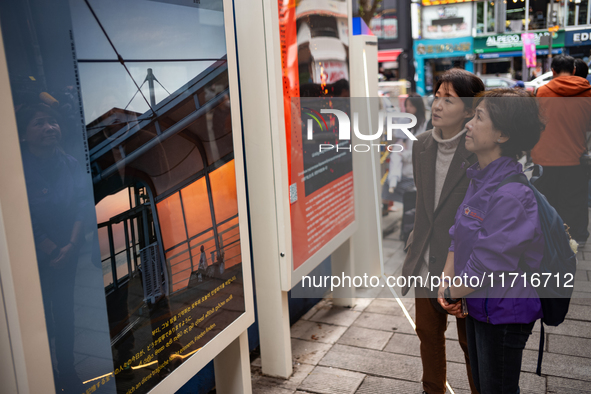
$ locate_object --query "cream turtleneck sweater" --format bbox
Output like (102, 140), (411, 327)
(431, 127), (467, 209)
(419, 127), (467, 277)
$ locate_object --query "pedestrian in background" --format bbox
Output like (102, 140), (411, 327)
(533, 55), (591, 246)
(574, 58), (590, 82)
(438, 88), (545, 393)
(382, 93), (427, 214)
(401, 69), (484, 394)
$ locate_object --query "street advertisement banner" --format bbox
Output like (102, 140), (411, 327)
(522, 33), (537, 68)
(277, 0), (354, 271)
(0, 0), (249, 393)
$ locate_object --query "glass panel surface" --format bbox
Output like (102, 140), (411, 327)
(0, 0), (246, 393)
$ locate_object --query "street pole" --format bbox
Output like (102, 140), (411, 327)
(547, 33), (553, 72)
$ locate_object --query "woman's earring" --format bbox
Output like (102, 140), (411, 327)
(497, 139), (501, 143)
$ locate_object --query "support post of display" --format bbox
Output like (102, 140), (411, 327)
(331, 238), (355, 306)
(213, 330), (252, 394)
(234, 0), (293, 379)
(349, 34), (382, 285)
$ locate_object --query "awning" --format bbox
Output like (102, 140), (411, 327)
(378, 49), (402, 63)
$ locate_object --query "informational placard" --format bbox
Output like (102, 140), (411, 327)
(0, 0), (252, 393)
(278, 0), (355, 276)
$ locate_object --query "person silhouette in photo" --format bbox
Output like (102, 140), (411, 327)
(198, 244), (208, 282)
(17, 103), (87, 392)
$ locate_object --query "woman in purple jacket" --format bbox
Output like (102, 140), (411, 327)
(437, 89), (546, 393)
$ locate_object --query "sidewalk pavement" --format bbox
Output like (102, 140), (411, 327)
(250, 212), (591, 394)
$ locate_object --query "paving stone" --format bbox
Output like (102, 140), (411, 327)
(299, 366), (365, 394)
(577, 259), (591, 269)
(445, 319), (459, 340)
(352, 312), (416, 335)
(252, 385), (294, 394)
(521, 349), (591, 381)
(445, 340), (469, 364)
(547, 376), (591, 393)
(571, 291), (591, 306)
(446, 360), (472, 391)
(547, 334), (591, 358)
(540, 318), (591, 338)
(574, 281), (591, 293)
(365, 298), (409, 316)
(251, 363), (314, 392)
(301, 299), (332, 321)
(292, 338), (333, 366)
(351, 286), (383, 299)
(351, 298), (373, 312)
(309, 306), (361, 327)
(319, 343), (423, 382)
(291, 320), (348, 345)
(562, 304), (591, 322)
(383, 332), (420, 357)
(576, 270), (589, 281)
(337, 326), (393, 350)
(355, 376), (423, 393)
(518, 371), (547, 394)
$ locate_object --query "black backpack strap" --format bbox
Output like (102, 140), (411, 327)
(494, 173), (546, 376)
(493, 172), (529, 193)
(537, 323), (545, 376)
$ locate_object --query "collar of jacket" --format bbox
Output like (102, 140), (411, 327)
(420, 131), (475, 223)
(466, 156), (522, 189)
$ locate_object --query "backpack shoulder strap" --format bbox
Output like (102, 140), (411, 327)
(493, 172), (529, 193)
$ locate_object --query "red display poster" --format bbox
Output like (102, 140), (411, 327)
(278, 0), (354, 271)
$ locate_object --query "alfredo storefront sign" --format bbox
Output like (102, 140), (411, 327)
(475, 30), (565, 54)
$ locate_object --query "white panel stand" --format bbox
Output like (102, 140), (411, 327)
(331, 238), (355, 306)
(233, 0), (293, 379)
(213, 330), (252, 394)
(349, 35), (383, 283)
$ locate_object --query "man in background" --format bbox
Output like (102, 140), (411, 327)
(533, 55), (591, 245)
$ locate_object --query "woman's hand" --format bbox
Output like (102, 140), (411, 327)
(50, 243), (74, 269)
(437, 296), (464, 317)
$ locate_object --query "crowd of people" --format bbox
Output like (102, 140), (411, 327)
(387, 55), (589, 394)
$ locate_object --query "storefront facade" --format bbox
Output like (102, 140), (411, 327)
(473, 30), (564, 78)
(565, 28), (591, 59)
(414, 36), (474, 96)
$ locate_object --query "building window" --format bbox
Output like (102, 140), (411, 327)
(487, 0), (496, 32)
(568, 0), (590, 26)
(533, 0), (564, 28)
(506, 0), (526, 32)
(476, 1), (496, 34)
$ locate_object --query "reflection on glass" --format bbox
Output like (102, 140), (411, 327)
(1, 0), (246, 392)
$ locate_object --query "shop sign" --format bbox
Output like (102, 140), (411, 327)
(475, 31), (564, 53)
(422, 0), (474, 5)
(370, 17), (398, 39)
(416, 41), (471, 54)
(566, 29), (591, 46)
(422, 2), (472, 39)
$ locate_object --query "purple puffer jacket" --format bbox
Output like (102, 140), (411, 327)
(449, 156), (544, 325)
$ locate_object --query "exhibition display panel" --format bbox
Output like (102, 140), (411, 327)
(277, 0), (356, 287)
(0, 0), (254, 393)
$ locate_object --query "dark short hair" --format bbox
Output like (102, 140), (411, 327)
(575, 59), (589, 79)
(15, 103), (62, 138)
(474, 89), (545, 159)
(405, 92), (426, 133)
(551, 55), (575, 75)
(433, 68), (485, 110)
